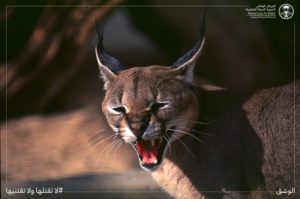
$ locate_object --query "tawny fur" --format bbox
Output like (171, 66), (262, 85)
(151, 81), (299, 199)
(96, 22), (299, 198)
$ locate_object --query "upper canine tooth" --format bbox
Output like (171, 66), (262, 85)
(151, 140), (155, 146)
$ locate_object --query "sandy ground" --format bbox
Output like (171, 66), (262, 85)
(1, 106), (171, 198)
(2, 172), (172, 199)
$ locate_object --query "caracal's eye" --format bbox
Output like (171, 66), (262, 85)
(151, 102), (169, 112)
(112, 106), (126, 114)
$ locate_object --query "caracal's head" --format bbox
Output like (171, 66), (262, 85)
(95, 19), (205, 172)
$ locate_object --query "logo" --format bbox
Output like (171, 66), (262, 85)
(278, 4), (294, 19)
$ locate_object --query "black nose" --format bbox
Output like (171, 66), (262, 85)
(129, 119), (148, 138)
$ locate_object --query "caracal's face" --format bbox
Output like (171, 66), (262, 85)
(101, 65), (198, 171)
(95, 17), (205, 171)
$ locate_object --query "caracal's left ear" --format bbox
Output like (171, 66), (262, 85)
(171, 13), (206, 83)
(95, 22), (125, 90)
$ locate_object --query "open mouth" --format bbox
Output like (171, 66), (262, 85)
(132, 127), (174, 172)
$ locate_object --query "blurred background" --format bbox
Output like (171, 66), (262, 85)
(1, 0), (298, 198)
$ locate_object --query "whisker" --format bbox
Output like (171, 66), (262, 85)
(192, 121), (212, 125)
(168, 129), (202, 143)
(177, 127), (215, 137)
(88, 129), (111, 145)
(89, 134), (105, 145)
(83, 133), (116, 161)
(171, 134), (196, 158)
(89, 128), (111, 140)
(97, 136), (119, 168)
(169, 118), (212, 125)
(172, 110), (199, 116)
(92, 133), (117, 145)
(163, 134), (172, 155)
(103, 137), (121, 164)
(112, 140), (123, 162)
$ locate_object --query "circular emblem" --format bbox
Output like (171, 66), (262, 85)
(278, 4), (294, 20)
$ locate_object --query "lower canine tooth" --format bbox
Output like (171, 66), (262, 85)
(151, 140), (155, 146)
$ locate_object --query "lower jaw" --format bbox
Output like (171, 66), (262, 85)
(140, 162), (161, 172)
(134, 144), (164, 172)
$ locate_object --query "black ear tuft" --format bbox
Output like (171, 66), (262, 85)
(171, 12), (207, 69)
(95, 22), (125, 74)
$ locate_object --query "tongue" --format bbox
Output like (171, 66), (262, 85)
(137, 140), (158, 165)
